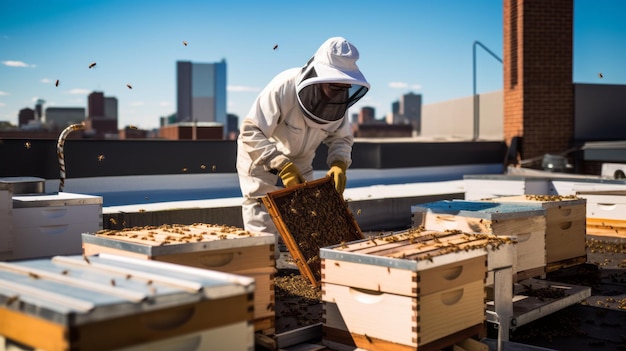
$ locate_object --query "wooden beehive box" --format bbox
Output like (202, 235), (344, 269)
(262, 177), (364, 287)
(411, 200), (547, 280)
(82, 223), (275, 332)
(483, 195), (587, 270)
(320, 229), (510, 350)
(0, 253), (255, 351)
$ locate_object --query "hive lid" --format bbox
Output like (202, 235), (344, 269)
(320, 229), (499, 271)
(484, 195), (587, 208)
(83, 223), (275, 255)
(411, 200), (546, 220)
(0, 253), (254, 326)
(262, 177), (363, 287)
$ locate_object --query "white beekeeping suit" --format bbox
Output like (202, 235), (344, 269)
(236, 37), (370, 257)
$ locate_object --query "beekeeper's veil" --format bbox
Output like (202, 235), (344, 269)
(296, 37), (370, 125)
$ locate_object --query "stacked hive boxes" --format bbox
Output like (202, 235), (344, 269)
(0, 254), (255, 351)
(483, 195), (587, 270)
(4, 192), (102, 261)
(411, 200), (547, 281)
(320, 229), (514, 351)
(82, 223), (276, 332)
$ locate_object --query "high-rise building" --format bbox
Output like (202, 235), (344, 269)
(176, 60), (227, 137)
(86, 91), (118, 138)
(400, 92), (422, 134)
(18, 108), (35, 127)
(358, 107), (376, 124)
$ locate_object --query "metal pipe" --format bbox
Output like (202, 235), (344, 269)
(57, 123), (85, 192)
(473, 41), (503, 141)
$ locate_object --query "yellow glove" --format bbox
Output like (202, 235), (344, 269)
(326, 161), (347, 194)
(278, 162), (305, 188)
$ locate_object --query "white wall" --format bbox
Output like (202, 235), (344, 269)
(421, 90), (503, 140)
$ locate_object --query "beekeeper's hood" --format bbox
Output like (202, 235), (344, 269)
(296, 37), (370, 125)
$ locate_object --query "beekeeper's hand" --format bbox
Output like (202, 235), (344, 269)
(279, 162), (305, 188)
(326, 161), (347, 194)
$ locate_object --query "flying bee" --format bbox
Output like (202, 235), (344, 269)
(61, 270), (69, 275)
(200, 164), (206, 169)
(109, 217), (117, 225)
(89, 62), (97, 69)
(5, 295), (19, 305)
(273, 44), (278, 50)
(212, 165), (217, 171)
(110, 279), (116, 286)
(24, 141), (31, 149)
(55, 79), (60, 87)
(126, 84), (132, 89)
(181, 167), (188, 172)
(598, 72), (603, 79)
(83, 253), (91, 264)
(97, 154), (105, 161)
(28, 272), (40, 279)
(183, 41), (188, 46)
(357, 209), (362, 215)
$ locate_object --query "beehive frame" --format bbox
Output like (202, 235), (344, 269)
(263, 177), (364, 286)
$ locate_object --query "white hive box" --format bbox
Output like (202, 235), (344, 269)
(320, 229), (501, 350)
(482, 195), (587, 269)
(0, 253), (255, 351)
(82, 223), (276, 331)
(412, 200), (546, 280)
(3, 192), (102, 261)
(578, 190), (626, 241)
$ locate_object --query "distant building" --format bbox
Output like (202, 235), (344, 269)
(35, 99), (45, 121)
(18, 108), (35, 127)
(45, 107), (85, 129)
(226, 113), (239, 140)
(176, 60), (227, 138)
(159, 122), (223, 140)
(400, 92), (422, 134)
(85, 91), (118, 138)
(358, 106), (376, 124)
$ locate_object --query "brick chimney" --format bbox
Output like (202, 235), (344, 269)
(503, 0), (574, 167)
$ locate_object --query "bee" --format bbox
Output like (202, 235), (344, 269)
(598, 72), (604, 79)
(200, 164), (207, 169)
(28, 272), (40, 279)
(109, 217), (117, 225)
(97, 154), (105, 161)
(126, 274), (132, 279)
(83, 253), (91, 265)
(24, 141), (31, 149)
(110, 279), (116, 286)
(273, 44), (278, 50)
(5, 294), (20, 306)
(181, 167), (188, 172)
(147, 279), (153, 285)
(89, 62), (97, 69)
(126, 84), (132, 89)
(266, 302), (274, 311)
(364, 334), (373, 343)
(357, 209), (362, 215)
(211, 165), (217, 171)
(61, 270), (69, 275)
(334, 262), (340, 266)
(55, 79), (60, 87)
(183, 41), (188, 46)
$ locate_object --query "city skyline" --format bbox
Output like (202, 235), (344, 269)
(1, 0), (625, 130)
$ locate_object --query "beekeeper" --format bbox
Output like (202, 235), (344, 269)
(236, 37), (370, 255)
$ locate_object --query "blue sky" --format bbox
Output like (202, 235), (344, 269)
(1, 0), (625, 130)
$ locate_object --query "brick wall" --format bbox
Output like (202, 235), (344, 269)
(503, 0), (574, 168)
